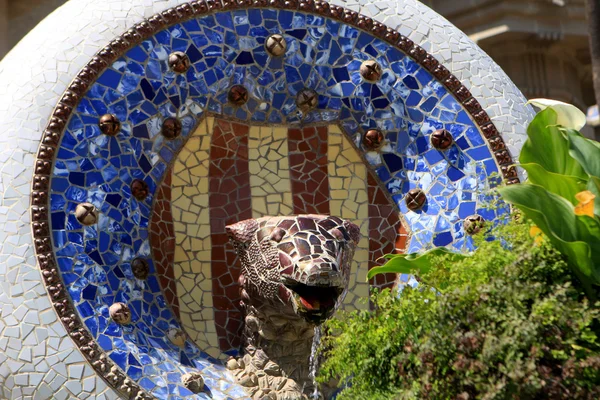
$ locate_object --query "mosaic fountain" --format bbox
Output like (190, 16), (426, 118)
(0, 0), (535, 399)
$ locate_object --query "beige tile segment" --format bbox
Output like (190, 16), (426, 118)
(249, 126), (294, 218)
(171, 117), (220, 358)
(328, 125), (370, 311)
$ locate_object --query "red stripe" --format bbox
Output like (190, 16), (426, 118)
(288, 126), (330, 215)
(209, 119), (252, 352)
(368, 171), (408, 290)
(150, 167), (180, 318)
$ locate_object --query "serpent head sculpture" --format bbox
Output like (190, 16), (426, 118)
(226, 215), (360, 399)
(227, 215), (361, 327)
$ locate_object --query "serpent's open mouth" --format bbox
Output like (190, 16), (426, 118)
(286, 283), (344, 324)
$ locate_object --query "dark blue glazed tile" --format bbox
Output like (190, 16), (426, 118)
(48, 9), (504, 398)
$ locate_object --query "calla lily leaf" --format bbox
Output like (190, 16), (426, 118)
(499, 183), (600, 288)
(587, 177), (600, 218)
(519, 162), (586, 204)
(566, 128), (600, 179)
(520, 108), (587, 179)
(367, 248), (468, 280)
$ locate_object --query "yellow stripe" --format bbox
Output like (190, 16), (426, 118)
(327, 125), (370, 311)
(171, 116), (221, 359)
(170, 123), (372, 356)
(249, 126), (294, 218)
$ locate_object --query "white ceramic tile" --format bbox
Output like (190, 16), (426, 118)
(0, 0), (533, 398)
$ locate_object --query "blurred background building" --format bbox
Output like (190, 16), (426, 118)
(425, 0), (597, 138)
(0, 0), (67, 58)
(0, 0), (596, 137)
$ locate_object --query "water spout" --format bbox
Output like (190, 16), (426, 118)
(308, 325), (322, 400)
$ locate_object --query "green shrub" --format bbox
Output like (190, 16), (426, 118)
(319, 221), (600, 399)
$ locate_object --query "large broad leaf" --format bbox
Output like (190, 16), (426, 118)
(587, 177), (600, 218)
(366, 248), (468, 280)
(520, 162), (586, 204)
(528, 99), (587, 130)
(499, 184), (600, 288)
(566, 129), (600, 179)
(520, 109), (587, 180)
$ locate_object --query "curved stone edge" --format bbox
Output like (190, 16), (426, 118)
(32, 1), (522, 395)
(0, 0), (533, 399)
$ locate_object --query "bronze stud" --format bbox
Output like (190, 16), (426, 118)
(75, 203), (97, 226)
(296, 88), (318, 112)
(464, 215), (485, 235)
(502, 165), (518, 179)
(35, 160), (51, 175)
(99, 114), (121, 136)
(228, 85), (249, 106)
(168, 51), (191, 73)
(162, 117), (182, 140)
(109, 302), (131, 325)
(360, 60), (382, 82)
(38, 145), (55, 160)
(406, 189), (427, 211)
(431, 129), (453, 150)
(363, 129), (384, 150)
(265, 34), (287, 57)
(167, 328), (187, 347)
(33, 175), (49, 191)
(181, 372), (204, 394)
(131, 179), (149, 201)
(131, 258), (149, 280)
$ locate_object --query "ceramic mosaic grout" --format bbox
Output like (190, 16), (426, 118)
(0, 0), (535, 399)
(327, 125), (370, 308)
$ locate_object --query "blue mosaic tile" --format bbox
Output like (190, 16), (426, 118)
(49, 9), (507, 399)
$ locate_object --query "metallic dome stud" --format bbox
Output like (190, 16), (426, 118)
(75, 203), (97, 226)
(431, 129), (453, 150)
(464, 215), (486, 235)
(181, 372), (204, 394)
(360, 59), (383, 82)
(98, 114), (121, 136)
(296, 88), (318, 113)
(109, 302), (131, 325)
(265, 34), (287, 57)
(228, 85), (249, 106)
(168, 51), (191, 73)
(161, 117), (182, 140)
(167, 328), (187, 348)
(362, 129), (384, 150)
(131, 258), (149, 280)
(130, 179), (149, 201)
(405, 189), (427, 211)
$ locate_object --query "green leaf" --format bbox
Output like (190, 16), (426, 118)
(566, 129), (600, 179)
(520, 109), (587, 179)
(587, 177), (600, 218)
(520, 162), (586, 204)
(367, 248), (468, 280)
(499, 184), (600, 288)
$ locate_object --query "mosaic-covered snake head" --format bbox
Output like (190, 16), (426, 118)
(227, 215), (360, 325)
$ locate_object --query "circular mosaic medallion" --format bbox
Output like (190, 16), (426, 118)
(31, 1), (518, 399)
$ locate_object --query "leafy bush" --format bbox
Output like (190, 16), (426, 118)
(319, 221), (600, 399)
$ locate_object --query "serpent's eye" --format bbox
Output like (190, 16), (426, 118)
(271, 227), (286, 243)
